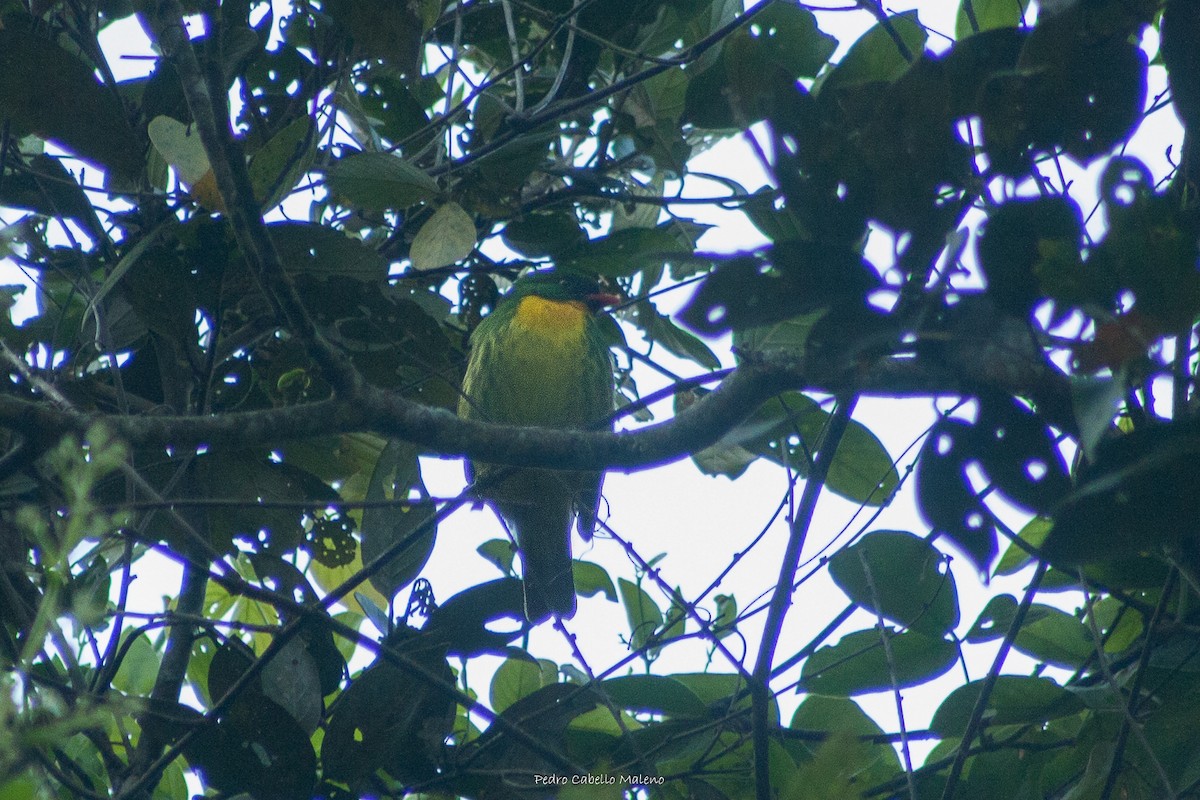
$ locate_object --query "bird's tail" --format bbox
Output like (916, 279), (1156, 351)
(502, 500), (577, 622)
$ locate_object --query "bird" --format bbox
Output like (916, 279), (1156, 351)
(458, 270), (618, 622)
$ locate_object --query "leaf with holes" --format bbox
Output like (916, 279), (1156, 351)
(916, 416), (997, 572)
(972, 393), (1070, 514)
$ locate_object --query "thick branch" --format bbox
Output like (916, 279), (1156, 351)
(0, 340), (1074, 472)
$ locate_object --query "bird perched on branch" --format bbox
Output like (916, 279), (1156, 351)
(458, 271), (618, 622)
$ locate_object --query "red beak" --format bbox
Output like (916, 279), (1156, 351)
(586, 291), (622, 309)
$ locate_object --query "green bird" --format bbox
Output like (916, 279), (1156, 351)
(458, 271), (618, 622)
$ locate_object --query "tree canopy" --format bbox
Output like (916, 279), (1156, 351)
(1, 0), (1199, 798)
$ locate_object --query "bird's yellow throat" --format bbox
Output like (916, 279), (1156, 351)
(511, 295), (589, 342)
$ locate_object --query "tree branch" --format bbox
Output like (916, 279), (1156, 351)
(142, 0), (363, 398)
(0, 335), (1074, 472)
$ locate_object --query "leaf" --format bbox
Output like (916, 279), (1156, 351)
(409, 202), (477, 270)
(821, 9), (926, 93)
(248, 115), (316, 211)
(148, 116), (222, 211)
(501, 211), (586, 258)
(1075, 376), (1128, 462)
(732, 310), (827, 358)
(629, 300), (722, 370)
(930, 675), (1083, 737)
(573, 560), (616, 601)
(326, 151), (440, 211)
(801, 627), (957, 696)
(558, 226), (692, 278)
(679, 243), (878, 335)
(964, 594), (1019, 643)
(736, 392), (898, 506)
(828, 531), (959, 637)
(600, 675), (707, 718)
(955, 0), (1031, 40)
(321, 638), (454, 785)
(993, 516), (1051, 578)
(269, 221), (389, 281)
(618, 578), (663, 654)
(477, 538), (516, 576)
(685, 5), (835, 129)
(1013, 604), (1095, 668)
(0, 28), (142, 176)
(490, 654), (547, 713)
(360, 440), (437, 601)
(112, 632), (161, 696)
(423, 579), (526, 657)
(1044, 417), (1200, 567)
(916, 416), (998, 573)
(261, 636), (323, 734)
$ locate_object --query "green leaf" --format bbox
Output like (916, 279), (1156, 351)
(573, 560), (616, 601)
(955, 0), (1031, 40)
(713, 594), (738, 639)
(672, 672), (776, 721)
(740, 3), (837, 79)
(737, 392), (899, 505)
(930, 675), (1083, 737)
(629, 300), (722, 370)
(801, 627), (957, 696)
(1013, 604), (1095, 668)
(685, 5), (836, 129)
(0, 777), (40, 800)
(828, 531), (959, 637)
(618, 578), (663, 654)
(964, 594), (1019, 643)
(326, 151), (440, 210)
(559, 226), (692, 278)
(477, 538), (515, 576)
(1071, 374), (1125, 461)
(821, 9), (926, 93)
(409, 202), (477, 270)
(501, 211), (586, 258)
(600, 675), (708, 718)
(993, 516), (1051, 578)
(489, 654), (547, 713)
(732, 310), (827, 358)
(112, 632), (161, 696)
(248, 115), (315, 211)
(360, 440), (437, 600)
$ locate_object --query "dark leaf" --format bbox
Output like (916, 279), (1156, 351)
(423, 579), (527, 657)
(360, 440), (437, 601)
(0, 28), (142, 176)
(1044, 417), (1200, 566)
(931, 675), (1083, 737)
(801, 627), (958, 696)
(916, 416), (998, 573)
(829, 530), (959, 637)
(321, 634), (454, 785)
(679, 242), (878, 336)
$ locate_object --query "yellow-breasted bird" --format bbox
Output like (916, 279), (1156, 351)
(458, 271), (618, 622)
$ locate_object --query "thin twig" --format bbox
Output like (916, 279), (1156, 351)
(751, 393), (859, 800)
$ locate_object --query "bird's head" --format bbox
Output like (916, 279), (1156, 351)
(507, 270), (621, 312)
